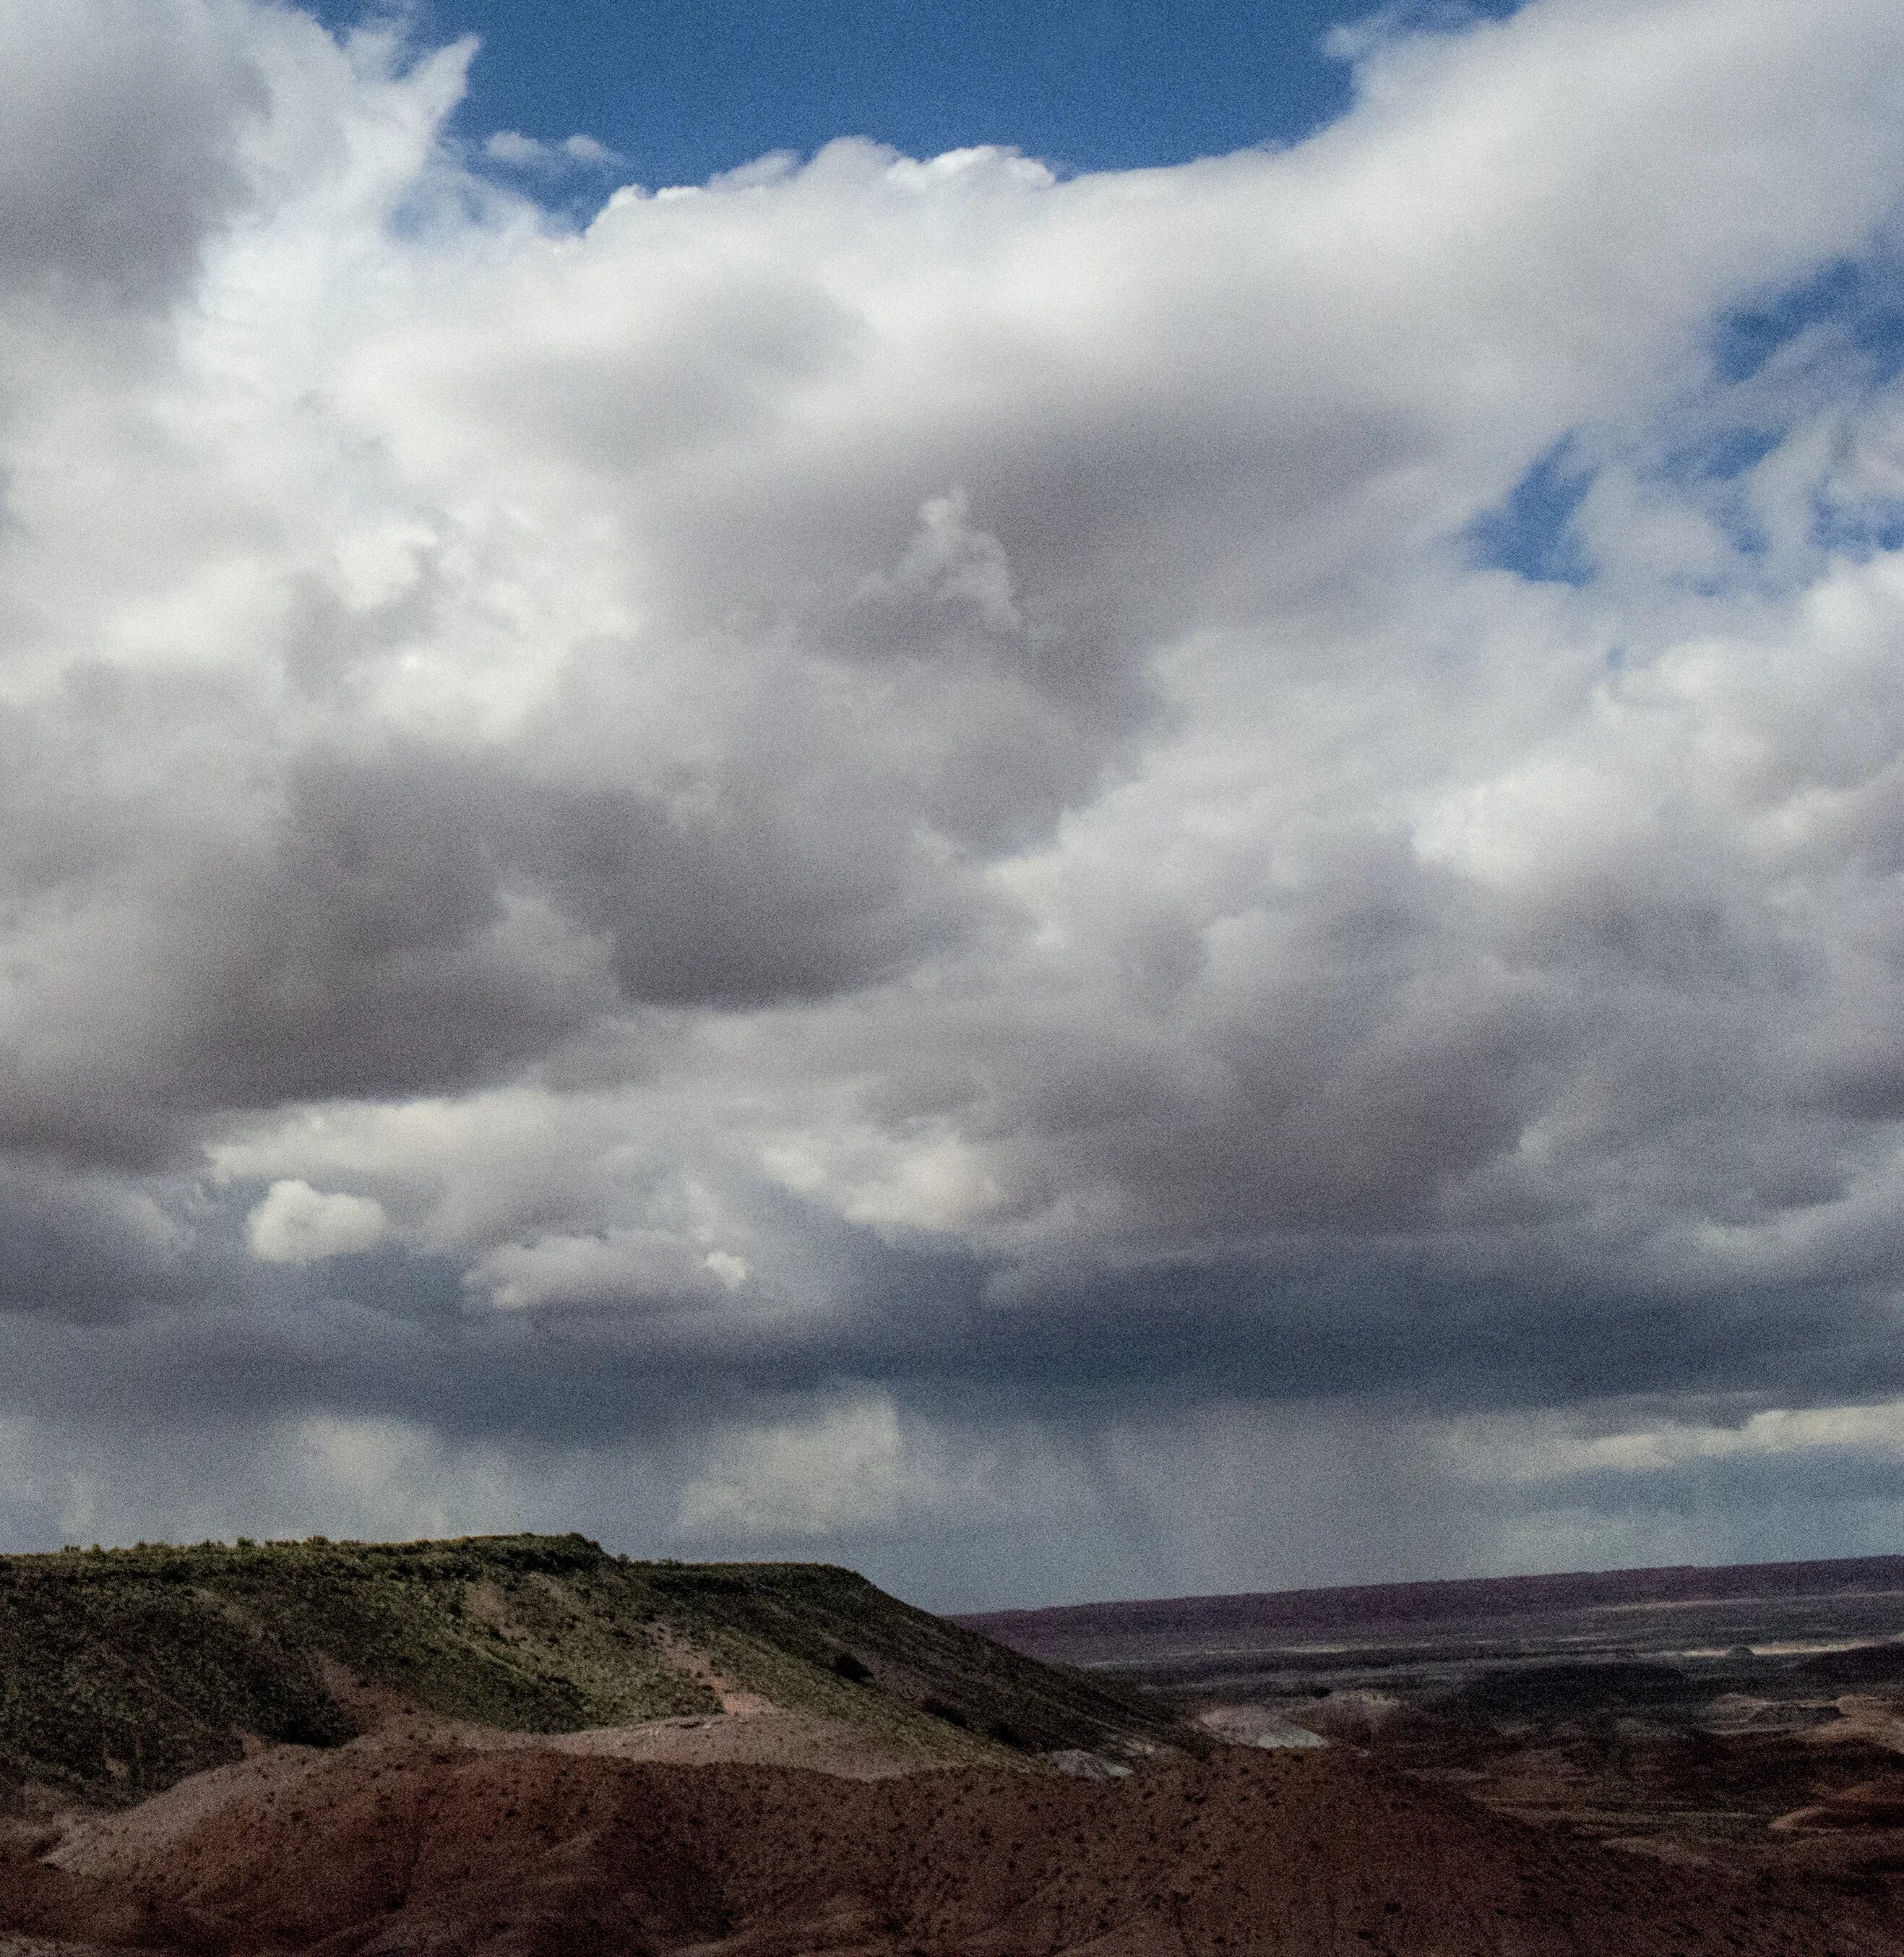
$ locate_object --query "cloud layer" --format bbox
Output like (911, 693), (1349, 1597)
(6, 0), (1904, 1604)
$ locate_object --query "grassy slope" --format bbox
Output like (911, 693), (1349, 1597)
(0, 1535), (1186, 1807)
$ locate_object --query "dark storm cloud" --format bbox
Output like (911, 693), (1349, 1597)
(0, 1166), (194, 1324)
(0, 712), (997, 1162)
(521, 776), (982, 1011)
(0, 1), (263, 308)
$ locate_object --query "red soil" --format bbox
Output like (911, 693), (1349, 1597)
(4, 1739), (1898, 1956)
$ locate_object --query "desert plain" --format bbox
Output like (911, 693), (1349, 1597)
(3, 1539), (1903, 1954)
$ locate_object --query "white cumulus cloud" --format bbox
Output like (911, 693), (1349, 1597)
(468, 1227), (748, 1310)
(484, 128), (624, 172)
(246, 1180), (390, 1265)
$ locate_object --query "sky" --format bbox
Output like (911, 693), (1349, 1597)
(4, 0), (1904, 1612)
(306, 0), (1509, 186)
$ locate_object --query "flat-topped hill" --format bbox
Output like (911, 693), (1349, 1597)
(0, 1534), (1184, 1807)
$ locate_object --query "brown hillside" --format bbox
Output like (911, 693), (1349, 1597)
(5, 1734), (1898, 1956)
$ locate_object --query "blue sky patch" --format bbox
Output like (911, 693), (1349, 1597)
(1715, 258), (1904, 387)
(313, 0), (1525, 187)
(1813, 494), (1904, 559)
(1660, 426), (1783, 485)
(1465, 439), (1597, 585)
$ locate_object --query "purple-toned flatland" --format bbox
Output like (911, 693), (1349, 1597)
(958, 1554), (1904, 1676)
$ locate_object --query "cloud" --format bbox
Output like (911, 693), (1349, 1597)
(247, 1179), (390, 1264)
(467, 1227), (748, 1310)
(483, 129), (624, 173)
(677, 1394), (926, 1538)
(7, 0), (1904, 1600)
(0, 0), (264, 308)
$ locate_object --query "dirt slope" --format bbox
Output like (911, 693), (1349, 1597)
(0, 1536), (1181, 1807)
(7, 1738), (1899, 1956)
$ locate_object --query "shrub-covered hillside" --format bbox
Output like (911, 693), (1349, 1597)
(0, 1534), (1185, 1806)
